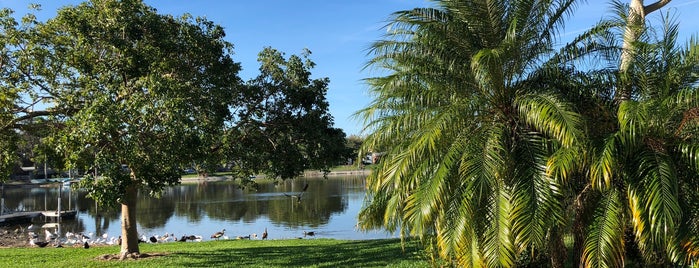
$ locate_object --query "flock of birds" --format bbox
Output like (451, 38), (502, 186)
(24, 223), (316, 248)
(26, 224), (110, 248)
(23, 183), (317, 248)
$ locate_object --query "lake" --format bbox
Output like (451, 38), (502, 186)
(0, 175), (396, 242)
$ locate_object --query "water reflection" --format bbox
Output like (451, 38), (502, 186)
(1, 176), (394, 240)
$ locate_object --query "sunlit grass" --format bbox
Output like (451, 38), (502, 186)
(1, 238), (429, 268)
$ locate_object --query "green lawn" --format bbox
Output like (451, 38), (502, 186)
(0, 238), (430, 268)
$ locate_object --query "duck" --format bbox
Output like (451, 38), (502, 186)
(149, 236), (157, 243)
(211, 229), (225, 240)
(83, 241), (89, 249)
(304, 231), (315, 237)
(262, 228), (268, 240)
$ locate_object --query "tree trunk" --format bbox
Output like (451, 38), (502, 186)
(573, 185), (592, 268)
(119, 184), (139, 259)
(549, 226), (566, 268)
(616, 0), (672, 103)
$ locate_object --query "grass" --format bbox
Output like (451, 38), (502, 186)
(0, 238), (430, 268)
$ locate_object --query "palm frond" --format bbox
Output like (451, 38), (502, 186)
(583, 189), (625, 268)
(590, 134), (620, 190)
(636, 150), (681, 246)
(511, 134), (564, 250)
(483, 186), (515, 268)
(516, 93), (583, 147)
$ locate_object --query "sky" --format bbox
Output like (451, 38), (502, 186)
(2, 0), (699, 136)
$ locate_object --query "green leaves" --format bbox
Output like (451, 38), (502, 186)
(0, 0), (241, 203)
(358, 0), (584, 267)
(227, 47), (346, 180)
(583, 189), (625, 268)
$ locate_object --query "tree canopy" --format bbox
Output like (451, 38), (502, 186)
(225, 47), (346, 180)
(0, 0), (346, 258)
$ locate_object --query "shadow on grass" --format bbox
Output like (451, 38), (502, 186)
(172, 239), (426, 267)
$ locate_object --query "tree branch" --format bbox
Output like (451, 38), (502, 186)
(644, 0), (672, 15)
(1, 108), (73, 132)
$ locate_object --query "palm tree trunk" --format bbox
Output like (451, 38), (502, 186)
(549, 226), (566, 268)
(616, 0), (672, 103)
(573, 185), (592, 268)
(119, 184), (139, 259)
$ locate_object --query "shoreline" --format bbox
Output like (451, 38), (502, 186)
(3, 168), (372, 186)
(180, 168), (371, 183)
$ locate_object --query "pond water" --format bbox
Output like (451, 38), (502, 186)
(1, 175), (396, 241)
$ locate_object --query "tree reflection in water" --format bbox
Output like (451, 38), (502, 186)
(1, 175), (395, 240)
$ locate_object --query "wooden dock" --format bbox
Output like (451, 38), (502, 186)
(40, 210), (77, 219)
(0, 211), (42, 225)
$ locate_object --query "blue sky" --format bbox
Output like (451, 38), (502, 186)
(3, 0), (699, 136)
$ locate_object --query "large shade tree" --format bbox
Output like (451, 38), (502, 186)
(357, 0), (586, 267)
(226, 47), (347, 180)
(0, 0), (240, 258)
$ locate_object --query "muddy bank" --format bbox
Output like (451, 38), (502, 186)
(0, 227), (36, 248)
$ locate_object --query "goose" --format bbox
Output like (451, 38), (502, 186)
(160, 233), (175, 242)
(262, 228), (268, 240)
(284, 183), (309, 203)
(186, 234), (203, 242)
(236, 235), (252, 240)
(191, 235), (203, 242)
(211, 229), (225, 240)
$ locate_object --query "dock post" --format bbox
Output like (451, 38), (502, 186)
(57, 183), (62, 224)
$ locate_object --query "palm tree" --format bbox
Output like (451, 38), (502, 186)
(356, 0), (586, 266)
(580, 5), (699, 266)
